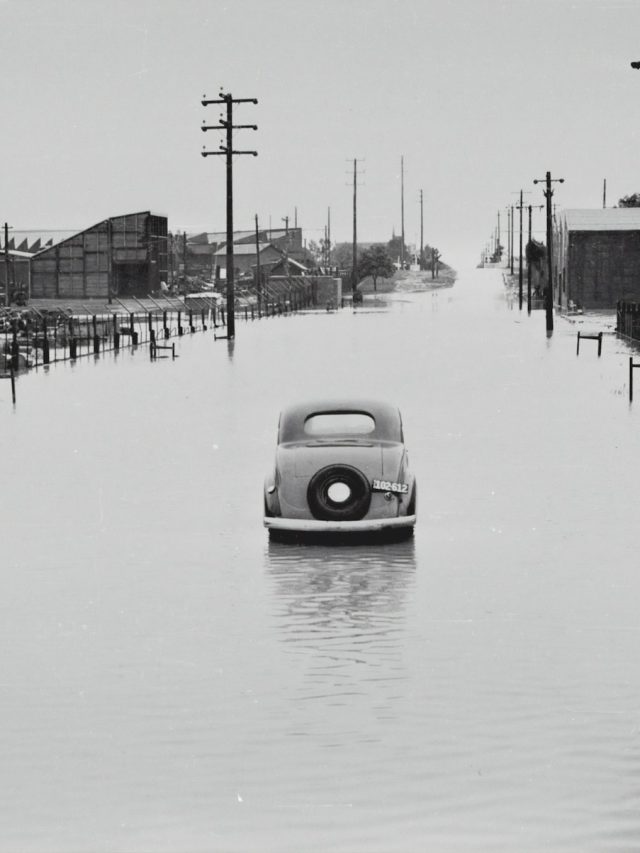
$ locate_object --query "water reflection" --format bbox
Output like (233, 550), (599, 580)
(266, 538), (415, 629)
(265, 539), (416, 731)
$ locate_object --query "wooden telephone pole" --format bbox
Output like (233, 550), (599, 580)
(513, 190), (531, 311)
(350, 159), (365, 292)
(419, 189), (424, 270)
(3, 222), (10, 307)
(400, 156), (405, 269)
(202, 90), (258, 340)
(534, 171), (564, 334)
(254, 213), (262, 313)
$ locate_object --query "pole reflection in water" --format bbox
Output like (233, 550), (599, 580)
(265, 539), (416, 746)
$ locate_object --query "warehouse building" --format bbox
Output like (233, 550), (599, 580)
(556, 208), (640, 309)
(30, 211), (168, 299)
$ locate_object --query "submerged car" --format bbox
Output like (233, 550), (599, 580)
(263, 399), (417, 538)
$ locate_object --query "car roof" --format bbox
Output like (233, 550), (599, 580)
(278, 398), (404, 444)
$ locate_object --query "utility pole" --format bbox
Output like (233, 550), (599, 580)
(400, 156), (405, 269)
(526, 204), (545, 315)
(327, 206), (331, 268)
(183, 231), (188, 277)
(419, 189), (424, 270)
(255, 213), (262, 313)
(3, 222), (10, 307)
(513, 190), (530, 311)
(527, 205), (533, 314)
(603, 178), (607, 209)
(352, 159), (357, 289)
(201, 89), (258, 340)
(518, 193), (523, 308)
(534, 170), (564, 334)
(509, 205), (514, 275)
(282, 215), (289, 235)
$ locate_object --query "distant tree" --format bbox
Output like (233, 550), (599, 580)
(386, 235), (409, 265)
(332, 242), (354, 270)
(526, 239), (545, 265)
(307, 240), (322, 262)
(357, 245), (396, 291)
(618, 193), (640, 207)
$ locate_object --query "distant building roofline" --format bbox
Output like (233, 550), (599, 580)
(562, 208), (640, 231)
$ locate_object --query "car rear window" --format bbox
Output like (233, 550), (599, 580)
(303, 412), (376, 436)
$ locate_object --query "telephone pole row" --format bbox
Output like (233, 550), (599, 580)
(201, 90), (258, 340)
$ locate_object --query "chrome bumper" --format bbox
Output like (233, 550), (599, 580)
(264, 515), (416, 533)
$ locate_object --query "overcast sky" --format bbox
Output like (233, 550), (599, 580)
(2, 0), (640, 268)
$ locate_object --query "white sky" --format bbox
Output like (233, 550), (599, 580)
(2, 0), (640, 269)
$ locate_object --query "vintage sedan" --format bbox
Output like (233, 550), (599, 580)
(264, 399), (417, 538)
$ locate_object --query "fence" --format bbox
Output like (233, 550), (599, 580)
(616, 301), (640, 342)
(1, 290), (316, 375)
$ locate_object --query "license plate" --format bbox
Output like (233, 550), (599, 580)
(372, 479), (408, 495)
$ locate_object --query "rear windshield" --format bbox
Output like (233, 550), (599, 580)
(303, 412), (376, 436)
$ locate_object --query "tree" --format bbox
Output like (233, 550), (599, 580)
(332, 242), (354, 270)
(357, 245), (396, 291)
(386, 235), (409, 266)
(306, 237), (331, 265)
(618, 193), (640, 207)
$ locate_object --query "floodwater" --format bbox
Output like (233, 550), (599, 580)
(2, 268), (640, 852)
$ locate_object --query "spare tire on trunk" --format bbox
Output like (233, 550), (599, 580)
(307, 464), (371, 521)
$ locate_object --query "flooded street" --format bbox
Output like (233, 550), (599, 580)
(3, 267), (640, 852)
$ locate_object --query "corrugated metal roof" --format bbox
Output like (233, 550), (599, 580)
(201, 228), (293, 244)
(213, 242), (276, 256)
(563, 208), (640, 231)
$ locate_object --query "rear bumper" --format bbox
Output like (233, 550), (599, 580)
(264, 515), (416, 534)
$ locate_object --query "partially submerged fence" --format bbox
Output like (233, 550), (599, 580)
(1, 289), (316, 376)
(617, 301), (640, 342)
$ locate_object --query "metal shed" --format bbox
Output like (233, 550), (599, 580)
(556, 208), (640, 309)
(30, 211), (168, 299)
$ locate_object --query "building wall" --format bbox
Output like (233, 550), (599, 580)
(567, 231), (640, 309)
(216, 246), (282, 276)
(30, 213), (168, 299)
(0, 256), (31, 292)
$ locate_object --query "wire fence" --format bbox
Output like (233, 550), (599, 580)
(1, 290), (316, 376)
(617, 301), (640, 343)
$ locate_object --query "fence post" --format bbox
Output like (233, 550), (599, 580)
(130, 313), (138, 346)
(113, 314), (120, 351)
(11, 321), (19, 369)
(93, 315), (100, 355)
(42, 319), (50, 365)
